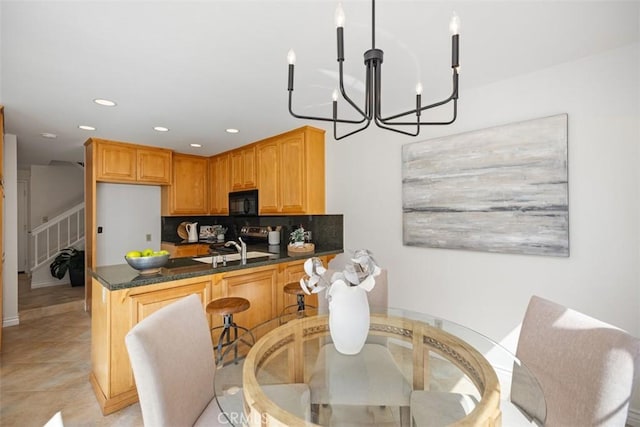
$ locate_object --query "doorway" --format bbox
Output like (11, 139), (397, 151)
(17, 180), (28, 273)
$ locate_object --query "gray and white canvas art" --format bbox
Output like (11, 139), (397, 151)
(402, 114), (569, 257)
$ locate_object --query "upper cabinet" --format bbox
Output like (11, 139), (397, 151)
(209, 152), (231, 215)
(230, 145), (256, 190)
(162, 153), (209, 216)
(90, 139), (172, 185)
(257, 126), (325, 215)
(136, 148), (172, 184)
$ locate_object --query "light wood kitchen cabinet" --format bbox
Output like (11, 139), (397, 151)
(230, 145), (257, 190)
(92, 139), (172, 185)
(209, 152), (231, 214)
(256, 139), (280, 213)
(136, 147), (172, 184)
(257, 126), (325, 215)
(218, 266), (278, 331)
(160, 242), (211, 258)
(161, 153), (209, 215)
(90, 275), (213, 414)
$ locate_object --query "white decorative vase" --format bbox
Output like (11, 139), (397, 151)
(328, 281), (370, 355)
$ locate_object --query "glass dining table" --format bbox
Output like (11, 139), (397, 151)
(212, 308), (546, 427)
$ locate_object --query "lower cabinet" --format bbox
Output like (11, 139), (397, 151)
(217, 266), (278, 331)
(90, 276), (213, 415)
(90, 254), (335, 414)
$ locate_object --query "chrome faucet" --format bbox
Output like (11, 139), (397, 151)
(224, 237), (247, 264)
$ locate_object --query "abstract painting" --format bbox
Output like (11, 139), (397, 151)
(402, 114), (568, 257)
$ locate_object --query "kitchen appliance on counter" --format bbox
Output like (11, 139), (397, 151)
(238, 225), (269, 243)
(229, 189), (258, 216)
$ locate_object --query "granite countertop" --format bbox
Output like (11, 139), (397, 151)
(90, 244), (343, 291)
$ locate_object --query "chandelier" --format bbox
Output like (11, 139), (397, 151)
(287, 0), (460, 140)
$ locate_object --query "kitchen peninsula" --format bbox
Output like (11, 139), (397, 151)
(90, 246), (340, 414)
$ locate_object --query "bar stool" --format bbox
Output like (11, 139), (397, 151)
(281, 282), (316, 318)
(206, 297), (254, 366)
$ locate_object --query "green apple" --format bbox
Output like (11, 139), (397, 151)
(126, 250), (142, 258)
(142, 248), (154, 257)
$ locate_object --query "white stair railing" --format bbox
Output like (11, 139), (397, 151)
(30, 202), (85, 272)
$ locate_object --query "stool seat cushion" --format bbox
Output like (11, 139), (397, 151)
(283, 282), (305, 296)
(207, 297), (250, 316)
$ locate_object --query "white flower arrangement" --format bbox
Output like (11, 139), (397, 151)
(299, 249), (381, 297)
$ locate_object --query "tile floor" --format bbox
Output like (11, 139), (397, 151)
(2, 275), (143, 426)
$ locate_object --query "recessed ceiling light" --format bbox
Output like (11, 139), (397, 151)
(93, 98), (117, 107)
(40, 132), (57, 139)
(154, 126), (170, 132)
(190, 143), (202, 148)
(226, 128), (239, 134)
(78, 125), (96, 131)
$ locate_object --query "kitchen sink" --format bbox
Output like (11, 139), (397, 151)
(193, 251), (274, 264)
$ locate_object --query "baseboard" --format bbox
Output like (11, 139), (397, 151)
(31, 279), (69, 289)
(628, 408), (640, 426)
(2, 316), (20, 327)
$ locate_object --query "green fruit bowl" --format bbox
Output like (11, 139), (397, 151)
(125, 254), (170, 275)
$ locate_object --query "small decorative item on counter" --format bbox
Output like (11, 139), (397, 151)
(289, 225), (306, 247)
(199, 225), (215, 240)
(216, 227), (227, 242)
(124, 248), (170, 275)
(288, 225), (314, 254)
(268, 228), (281, 245)
(300, 249), (381, 355)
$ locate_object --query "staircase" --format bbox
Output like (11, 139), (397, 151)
(30, 202), (85, 272)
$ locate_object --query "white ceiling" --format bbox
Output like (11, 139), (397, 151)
(1, 1), (638, 167)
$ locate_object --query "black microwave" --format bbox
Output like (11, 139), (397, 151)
(229, 189), (259, 216)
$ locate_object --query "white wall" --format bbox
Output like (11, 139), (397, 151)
(2, 134), (18, 327)
(96, 183), (161, 266)
(29, 164), (83, 228)
(326, 42), (640, 419)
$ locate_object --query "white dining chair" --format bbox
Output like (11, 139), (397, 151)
(125, 294), (311, 427)
(309, 266), (412, 425)
(511, 295), (640, 427)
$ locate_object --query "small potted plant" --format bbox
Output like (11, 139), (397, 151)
(50, 247), (85, 286)
(289, 225), (306, 247)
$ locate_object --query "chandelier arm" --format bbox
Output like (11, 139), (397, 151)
(337, 62), (370, 120)
(288, 91), (365, 124)
(379, 71), (458, 122)
(378, 95), (454, 122)
(379, 100), (458, 126)
(373, 116), (419, 136)
(334, 118), (372, 141)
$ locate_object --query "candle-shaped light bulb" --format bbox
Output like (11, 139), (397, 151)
(335, 3), (346, 27)
(287, 49), (296, 65)
(449, 12), (460, 35)
(332, 89), (339, 102)
(415, 82), (423, 95)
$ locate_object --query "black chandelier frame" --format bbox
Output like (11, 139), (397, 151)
(287, 0), (460, 140)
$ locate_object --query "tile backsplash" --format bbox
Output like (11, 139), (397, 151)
(162, 214), (343, 249)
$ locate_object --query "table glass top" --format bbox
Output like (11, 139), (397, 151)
(213, 308), (545, 426)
